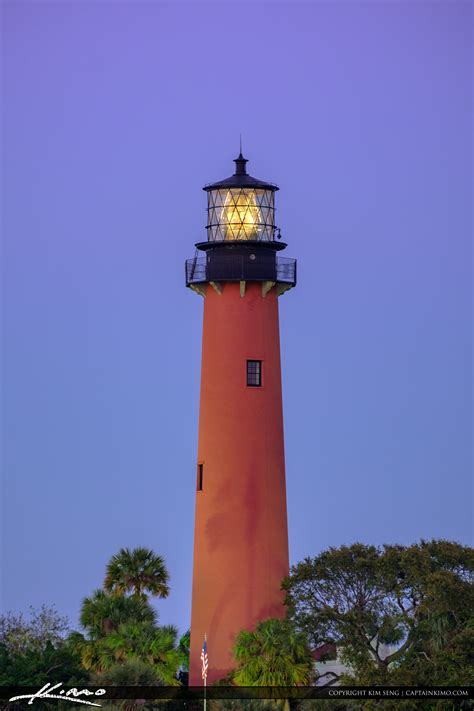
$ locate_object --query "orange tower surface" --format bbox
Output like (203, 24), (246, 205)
(185, 151), (297, 685)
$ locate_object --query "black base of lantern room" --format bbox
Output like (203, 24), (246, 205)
(185, 241), (297, 288)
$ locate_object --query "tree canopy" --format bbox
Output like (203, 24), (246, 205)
(104, 547), (170, 600)
(77, 550), (182, 686)
(0, 605), (69, 655)
(282, 539), (474, 686)
(80, 589), (157, 639)
(233, 618), (314, 687)
(3, 539), (472, 708)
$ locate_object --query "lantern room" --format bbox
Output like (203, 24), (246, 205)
(203, 153), (278, 242)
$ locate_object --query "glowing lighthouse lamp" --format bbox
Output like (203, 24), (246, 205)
(186, 150), (297, 685)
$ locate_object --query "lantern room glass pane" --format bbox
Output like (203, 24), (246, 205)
(207, 188), (275, 241)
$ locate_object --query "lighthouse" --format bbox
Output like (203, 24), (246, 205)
(186, 150), (297, 685)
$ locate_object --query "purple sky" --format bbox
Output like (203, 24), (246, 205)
(2, 1), (472, 636)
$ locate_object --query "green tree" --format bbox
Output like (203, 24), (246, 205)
(232, 618), (314, 686)
(0, 605), (69, 655)
(77, 621), (183, 685)
(86, 659), (164, 711)
(0, 638), (88, 687)
(178, 629), (190, 672)
(78, 587), (183, 684)
(104, 547), (170, 600)
(80, 589), (156, 639)
(76, 549), (184, 687)
(283, 539), (474, 686)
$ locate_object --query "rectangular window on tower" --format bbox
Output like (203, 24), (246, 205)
(197, 463), (204, 491)
(247, 360), (262, 387)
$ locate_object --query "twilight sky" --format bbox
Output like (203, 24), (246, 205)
(2, 1), (472, 635)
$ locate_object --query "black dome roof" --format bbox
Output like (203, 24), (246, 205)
(203, 153), (279, 192)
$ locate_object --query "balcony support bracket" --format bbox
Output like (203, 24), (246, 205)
(276, 282), (294, 297)
(189, 283), (207, 297)
(262, 281), (276, 298)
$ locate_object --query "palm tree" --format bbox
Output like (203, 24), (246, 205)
(233, 618), (314, 686)
(98, 656), (165, 685)
(81, 621), (182, 685)
(104, 547), (170, 600)
(79, 623), (154, 673)
(178, 629), (190, 672)
(80, 589), (156, 639)
(147, 624), (183, 685)
(97, 658), (166, 711)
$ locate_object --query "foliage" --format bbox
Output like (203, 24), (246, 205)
(78, 615), (183, 685)
(79, 622), (183, 685)
(233, 618), (314, 687)
(77, 551), (183, 686)
(0, 547), (184, 710)
(94, 657), (166, 711)
(0, 638), (89, 687)
(282, 539), (474, 686)
(6, 539), (471, 708)
(0, 605), (69, 655)
(80, 589), (157, 639)
(295, 702), (470, 711)
(97, 656), (165, 685)
(104, 547), (170, 600)
(178, 629), (190, 672)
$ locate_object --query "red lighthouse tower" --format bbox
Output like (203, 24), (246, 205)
(186, 151), (297, 685)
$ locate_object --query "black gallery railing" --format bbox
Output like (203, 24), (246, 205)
(185, 256), (297, 286)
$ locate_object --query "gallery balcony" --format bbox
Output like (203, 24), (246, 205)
(185, 254), (297, 290)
